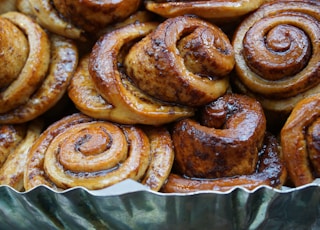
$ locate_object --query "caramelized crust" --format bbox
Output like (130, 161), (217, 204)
(162, 134), (286, 192)
(172, 94), (266, 178)
(281, 93), (320, 187)
(161, 94), (286, 192)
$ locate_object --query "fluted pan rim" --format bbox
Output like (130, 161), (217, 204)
(2, 178), (320, 195)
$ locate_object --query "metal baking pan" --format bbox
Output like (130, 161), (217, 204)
(1, 179), (320, 229)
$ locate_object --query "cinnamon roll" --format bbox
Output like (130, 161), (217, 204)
(0, 12), (78, 124)
(18, 0), (142, 36)
(68, 22), (194, 125)
(16, 0), (86, 40)
(24, 113), (174, 191)
(123, 15), (234, 106)
(281, 93), (320, 187)
(161, 94), (287, 192)
(145, 0), (266, 22)
(0, 119), (43, 191)
(232, 0), (320, 127)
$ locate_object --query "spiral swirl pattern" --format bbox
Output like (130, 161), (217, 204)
(232, 0), (320, 115)
(0, 12), (50, 114)
(24, 113), (174, 191)
(69, 22), (194, 125)
(0, 12), (78, 124)
(124, 15), (234, 106)
(281, 93), (320, 187)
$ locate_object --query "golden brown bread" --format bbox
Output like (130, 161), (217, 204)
(1, 1), (317, 193)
